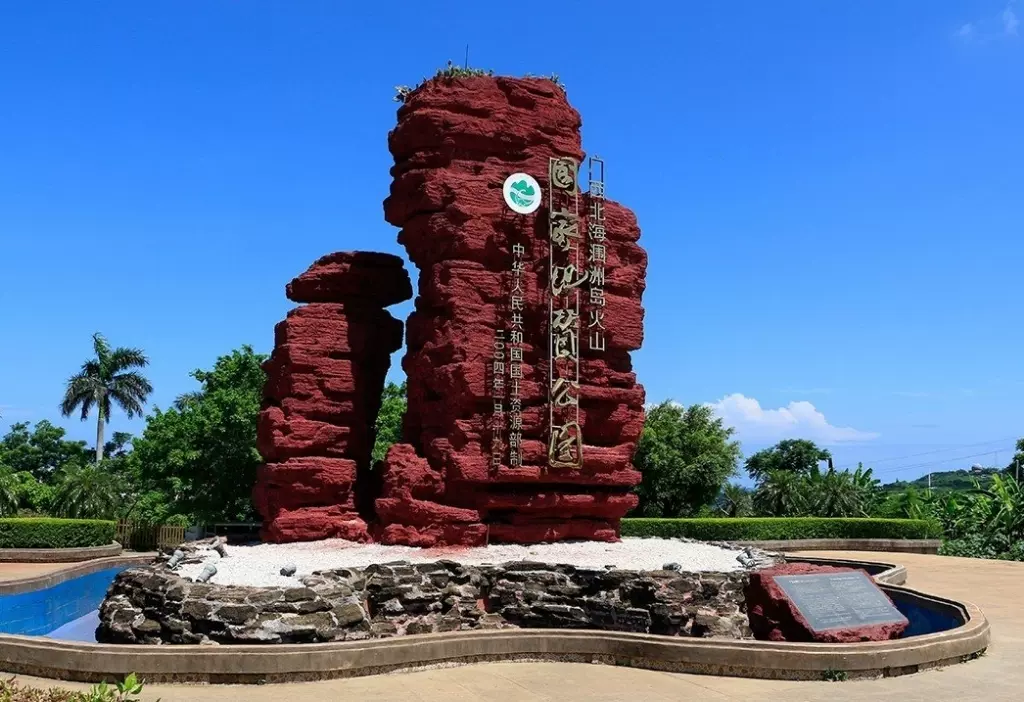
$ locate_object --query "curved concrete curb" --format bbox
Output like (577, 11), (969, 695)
(0, 542), (123, 564)
(0, 586), (988, 683)
(0, 555), (155, 596)
(735, 538), (942, 554)
(788, 555), (908, 586)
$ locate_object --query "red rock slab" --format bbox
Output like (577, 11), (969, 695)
(376, 522), (488, 548)
(273, 304), (404, 357)
(253, 458), (357, 512)
(386, 77), (583, 173)
(487, 519), (620, 544)
(374, 497), (482, 528)
(261, 505), (370, 544)
(376, 443), (445, 501)
(256, 407), (371, 463)
(744, 563), (909, 643)
(263, 363), (391, 406)
(286, 251), (413, 307)
(478, 491), (638, 520)
(264, 347), (391, 389)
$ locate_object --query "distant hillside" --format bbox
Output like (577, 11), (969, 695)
(881, 468), (998, 493)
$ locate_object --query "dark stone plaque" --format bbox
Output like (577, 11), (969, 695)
(773, 571), (908, 632)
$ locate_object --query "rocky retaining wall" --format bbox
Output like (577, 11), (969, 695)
(97, 560), (749, 645)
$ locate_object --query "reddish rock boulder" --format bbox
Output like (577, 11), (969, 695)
(286, 251), (413, 307)
(374, 75), (647, 546)
(254, 252), (411, 543)
(745, 563), (909, 643)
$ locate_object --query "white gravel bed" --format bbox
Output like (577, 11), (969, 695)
(175, 538), (746, 588)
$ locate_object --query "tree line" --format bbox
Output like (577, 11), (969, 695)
(2, 334), (1022, 562)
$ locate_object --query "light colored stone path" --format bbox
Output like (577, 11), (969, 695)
(11, 550), (1023, 701)
(0, 562), (71, 581)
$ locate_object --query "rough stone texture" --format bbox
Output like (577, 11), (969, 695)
(253, 252), (411, 543)
(97, 560), (748, 645)
(375, 75), (647, 546)
(744, 562), (909, 643)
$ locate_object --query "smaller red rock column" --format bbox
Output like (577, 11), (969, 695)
(253, 252), (412, 543)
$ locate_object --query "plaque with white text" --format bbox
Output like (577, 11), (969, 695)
(773, 571), (908, 632)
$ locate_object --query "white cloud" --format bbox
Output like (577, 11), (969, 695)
(956, 2), (1019, 40)
(1004, 4), (1020, 35)
(707, 393), (879, 444)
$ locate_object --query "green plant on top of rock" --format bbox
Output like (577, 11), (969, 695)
(394, 61), (563, 102)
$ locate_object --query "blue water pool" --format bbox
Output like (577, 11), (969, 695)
(0, 566), (128, 641)
(889, 590), (963, 637)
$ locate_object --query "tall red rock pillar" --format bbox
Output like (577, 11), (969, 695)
(375, 76), (647, 546)
(254, 252), (412, 543)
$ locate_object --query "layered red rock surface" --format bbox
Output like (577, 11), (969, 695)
(744, 563), (909, 643)
(254, 252), (410, 543)
(375, 75), (647, 546)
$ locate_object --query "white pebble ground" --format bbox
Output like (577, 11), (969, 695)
(175, 538), (746, 588)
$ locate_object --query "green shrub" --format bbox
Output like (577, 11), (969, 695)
(0, 673), (148, 701)
(939, 534), (1001, 559)
(620, 517), (942, 541)
(0, 518), (116, 548)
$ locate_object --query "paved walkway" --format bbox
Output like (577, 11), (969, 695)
(11, 551), (1023, 701)
(0, 562), (72, 581)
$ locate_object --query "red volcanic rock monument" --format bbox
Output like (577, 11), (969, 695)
(255, 74), (647, 546)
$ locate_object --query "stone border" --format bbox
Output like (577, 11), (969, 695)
(0, 554), (987, 684)
(0, 542), (123, 564)
(733, 538), (942, 554)
(0, 555), (155, 596)
(0, 585), (988, 683)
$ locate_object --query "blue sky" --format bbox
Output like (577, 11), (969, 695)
(1, 1), (1021, 483)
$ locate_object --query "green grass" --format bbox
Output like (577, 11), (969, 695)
(0, 518), (116, 549)
(620, 517), (942, 541)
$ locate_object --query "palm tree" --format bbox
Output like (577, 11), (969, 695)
(0, 469), (19, 516)
(753, 469), (807, 517)
(718, 483), (752, 517)
(51, 465), (122, 519)
(61, 333), (152, 463)
(807, 467), (864, 517)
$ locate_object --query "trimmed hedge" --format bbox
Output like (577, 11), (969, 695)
(0, 518), (116, 549)
(620, 517), (942, 541)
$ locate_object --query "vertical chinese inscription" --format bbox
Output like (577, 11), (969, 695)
(507, 242), (525, 467)
(490, 329), (506, 469)
(547, 157), (585, 468)
(587, 156), (607, 353)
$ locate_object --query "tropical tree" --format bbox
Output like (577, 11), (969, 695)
(372, 381), (407, 464)
(974, 474), (1024, 543)
(633, 401), (742, 517)
(804, 467), (865, 517)
(0, 421), (89, 480)
(60, 333), (152, 463)
(131, 346), (265, 524)
(1005, 438), (1024, 478)
(0, 468), (19, 516)
(51, 464), (122, 519)
(851, 463), (881, 513)
(753, 469), (807, 517)
(744, 439), (832, 482)
(717, 483), (752, 517)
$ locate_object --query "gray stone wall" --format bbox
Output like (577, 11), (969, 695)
(98, 560), (750, 645)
